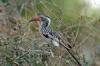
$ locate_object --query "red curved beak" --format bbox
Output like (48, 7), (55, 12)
(29, 16), (40, 23)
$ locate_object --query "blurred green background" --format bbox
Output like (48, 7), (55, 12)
(0, 0), (100, 66)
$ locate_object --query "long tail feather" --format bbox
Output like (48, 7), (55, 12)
(59, 41), (82, 66)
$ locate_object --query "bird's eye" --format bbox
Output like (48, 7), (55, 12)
(40, 17), (46, 21)
(41, 18), (45, 21)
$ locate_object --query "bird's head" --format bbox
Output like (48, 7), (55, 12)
(28, 15), (51, 25)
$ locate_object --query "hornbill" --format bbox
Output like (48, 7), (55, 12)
(28, 14), (81, 66)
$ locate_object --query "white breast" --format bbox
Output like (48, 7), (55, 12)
(52, 40), (59, 47)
